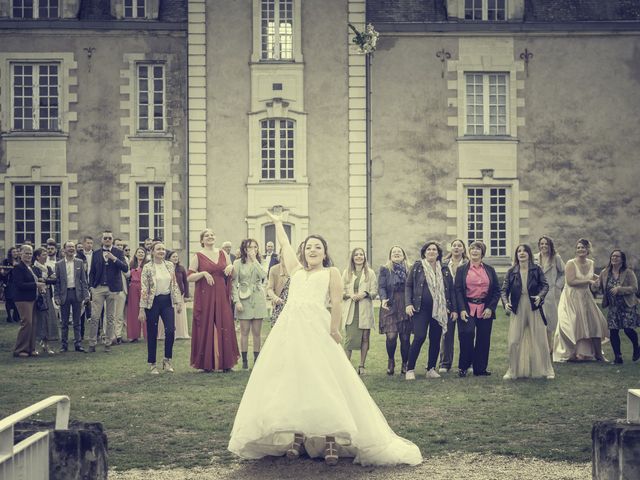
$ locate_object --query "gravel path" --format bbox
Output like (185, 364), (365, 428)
(110, 453), (590, 480)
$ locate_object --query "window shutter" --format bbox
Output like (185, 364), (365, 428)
(147, 0), (160, 19)
(111, 0), (124, 19)
(61, 0), (80, 18)
(0, 0), (10, 18)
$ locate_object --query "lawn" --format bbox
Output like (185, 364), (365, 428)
(0, 307), (637, 471)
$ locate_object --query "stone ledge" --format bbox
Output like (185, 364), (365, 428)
(592, 419), (640, 480)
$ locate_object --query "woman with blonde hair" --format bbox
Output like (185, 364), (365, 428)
(342, 247), (378, 375)
(378, 245), (411, 375)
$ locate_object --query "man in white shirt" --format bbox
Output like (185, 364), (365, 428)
(54, 241), (89, 352)
(113, 238), (128, 344)
(78, 236), (94, 340)
(262, 241), (279, 275)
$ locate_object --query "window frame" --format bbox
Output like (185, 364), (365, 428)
(123, 0), (146, 19)
(260, 0), (294, 61)
(464, 72), (509, 136)
(260, 118), (295, 181)
(137, 183), (166, 245)
(13, 183), (62, 246)
(11, 0), (60, 19)
(464, 0), (506, 21)
(465, 185), (511, 259)
(136, 62), (166, 133)
(11, 62), (61, 132)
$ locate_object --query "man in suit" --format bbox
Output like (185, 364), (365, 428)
(54, 241), (89, 352)
(222, 241), (236, 262)
(262, 241), (279, 275)
(76, 235), (94, 340)
(88, 230), (128, 352)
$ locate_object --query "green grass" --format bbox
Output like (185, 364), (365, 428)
(0, 307), (637, 470)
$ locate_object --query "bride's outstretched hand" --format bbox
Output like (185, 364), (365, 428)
(266, 209), (282, 223)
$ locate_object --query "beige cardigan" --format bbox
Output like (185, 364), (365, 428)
(341, 267), (378, 330)
(598, 267), (639, 309)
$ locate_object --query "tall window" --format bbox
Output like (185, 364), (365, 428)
(261, 119), (295, 180)
(12, 63), (59, 131)
(465, 0), (506, 21)
(14, 184), (61, 245)
(465, 73), (508, 135)
(467, 187), (509, 257)
(264, 223), (292, 250)
(261, 0), (293, 60)
(12, 0), (59, 19)
(124, 0), (145, 18)
(137, 64), (165, 132)
(138, 185), (164, 243)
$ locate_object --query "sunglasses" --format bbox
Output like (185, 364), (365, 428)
(103, 237), (113, 240)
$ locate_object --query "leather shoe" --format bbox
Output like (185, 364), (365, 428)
(633, 346), (640, 362)
(88, 345), (96, 353)
(474, 371), (492, 376)
(59, 346), (68, 353)
(458, 369), (467, 377)
(75, 346), (86, 353)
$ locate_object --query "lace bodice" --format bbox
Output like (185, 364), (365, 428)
(286, 268), (331, 307)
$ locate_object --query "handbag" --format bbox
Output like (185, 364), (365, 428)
(36, 293), (49, 312)
(238, 282), (251, 300)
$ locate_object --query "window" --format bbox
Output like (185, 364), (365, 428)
(12, 0), (59, 18)
(137, 185), (164, 244)
(264, 223), (292, 250)
(261, 0), (293, 60)
(467, 187), (509, 257)
(465, 73), (508, 135)
(14, 184), (61, 245)
(260, 119), (295, 180)
(124, 0), (145, 18)
(465, 0), (506, 21)
(137, 64), (165, 132)
(12, 63), (59, 131)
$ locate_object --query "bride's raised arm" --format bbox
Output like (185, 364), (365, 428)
(265, 210), (302, 274)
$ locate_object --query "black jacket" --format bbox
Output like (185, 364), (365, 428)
(88, 247), (129, 291)
(454, 261), (501, 319)
(500, 264), (549, 315)
(11, 262), (38, 302)
(405, 261), (456, 315)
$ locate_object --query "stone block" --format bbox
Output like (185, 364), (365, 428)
(592, 420), (640, 480)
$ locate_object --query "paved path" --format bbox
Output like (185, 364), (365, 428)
(110, 453), (590, 480)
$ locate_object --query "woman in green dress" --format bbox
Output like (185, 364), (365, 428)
(341, 248), (377, 375)
(233, 238), (269, 369)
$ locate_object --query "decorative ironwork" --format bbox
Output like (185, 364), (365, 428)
(436, 48), (451, 78)
(348, 23), (379, 55)
(519, 48), (534, 77)
(83, 47), (96, 72)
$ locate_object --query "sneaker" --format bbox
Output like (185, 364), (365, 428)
(405, 370), (416, 380)
(458, 369), (467, 378)
(503, 372), (513, 380)
(438, 367), (449, 374)
(88, 345), (96, 353)
(150, 364), (160, 375)
(104, 345), (111, 353)
(162, 358), (174, 373)
(425, 368), (441, 379)
(546, 373), (555, 379)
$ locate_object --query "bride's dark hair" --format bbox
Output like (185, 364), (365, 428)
(301, 234), (333, 268)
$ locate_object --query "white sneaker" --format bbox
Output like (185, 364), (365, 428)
(546, 373), (555, 380)
(405, 370), (416, 380)
(468, 367), (474, 375)
(503, 372), (513, 380)
(426, 368), (441, 379)
(438, 367), (448, 374)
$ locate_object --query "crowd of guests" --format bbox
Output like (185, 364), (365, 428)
(2, 232), (638, 378)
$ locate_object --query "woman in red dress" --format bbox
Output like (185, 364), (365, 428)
(188, 228), (239, 371)
(126, 247), (147, 342)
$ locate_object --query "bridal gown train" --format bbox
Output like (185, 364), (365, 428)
(228, 268), (422, 466)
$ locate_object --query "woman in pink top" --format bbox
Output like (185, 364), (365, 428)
(126, 247), (147, 342)
(454, 241), (500, 377)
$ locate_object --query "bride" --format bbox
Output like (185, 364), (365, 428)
(228, 210), (422, 466)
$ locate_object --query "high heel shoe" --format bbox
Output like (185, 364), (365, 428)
(162, 358), (174, 373)
(286, 433), (305, 460)
(400, 362), (408, 375)
(386, 358), (395, 376)
(358, 365), (365, 376)
(324, 438), (338, 466)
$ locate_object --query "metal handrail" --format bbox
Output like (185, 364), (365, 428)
(0, 395), (70, 459)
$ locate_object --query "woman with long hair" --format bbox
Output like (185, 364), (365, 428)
(501, 244), (554, 379)
(596, 249), (640, 364)
(126, 247), (147, 342)
(228, 210), (421, 466)
(535, 235), (565, 352)
(438, 239), (468, 373)
(32, 248), (59, 354)
(553, 238), (608, 362)
(378, 245), (411, 375)
(342, 247), (378, 375)
(233, 238), (269, 369)
(2, 246), (21, 323)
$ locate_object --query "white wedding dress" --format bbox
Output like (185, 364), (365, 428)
(228, 268), (422, 466)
